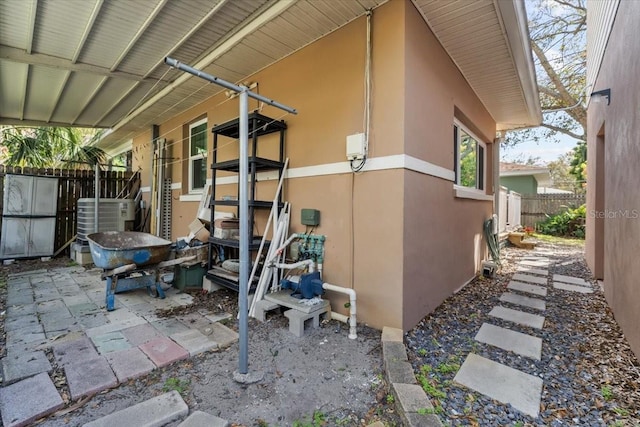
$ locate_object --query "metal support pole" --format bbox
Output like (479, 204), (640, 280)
(164, 56), (297, 380)
(238, 88), (249, 374)
(94, 163), (100, 233)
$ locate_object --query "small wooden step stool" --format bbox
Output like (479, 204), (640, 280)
(508, 232), (536, 249)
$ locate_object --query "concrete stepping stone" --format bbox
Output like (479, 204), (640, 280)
(170, 329), (218, 356)
(121, 323), (163, 346)
(553, 274), (589, 287)
(4, 314), (39, 332)
(507, 281), (547, 297)
(91, 331), (132, 354)
(454, 353), (542, 418)
(489, 306), (545, 329)
(516, 266), (548, 276)
(105, 347), (156, 382)
(553, 282), (593, 294)
(1, 350), (52, 385)
(208, 322), (239, 348)
(85, 315), (147, 338)
(499, 292), (546, 311)
(475, 323), (542, 360)
(0, 372), (64, 427)
(65, 356), (118, 400)
(178, 410), (230, 427)
(83, 390), (188, 427)
(139, 336), (189, 368)
(519, 260), (548, 268)
(151, 318), (190, 336)
(512, 273), (547, 285)
(53, 335), (99, 365)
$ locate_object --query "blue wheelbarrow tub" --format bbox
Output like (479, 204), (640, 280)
(87, 231), (172, 269)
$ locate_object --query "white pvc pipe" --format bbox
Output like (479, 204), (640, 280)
(273, 259), (315, 271)
(323, 282), (357, 339)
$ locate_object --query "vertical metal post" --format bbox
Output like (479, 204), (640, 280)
(238, 88), (249, 374)
(94, 162), (100, 233)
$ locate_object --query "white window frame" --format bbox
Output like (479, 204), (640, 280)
(188, 118), (208, 194)
(454, 119), (487, 196)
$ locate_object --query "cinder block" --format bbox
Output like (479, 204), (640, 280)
(253, 300), (280, 322)
(202, 277), (223, 293)
(284, 307), (329, 337)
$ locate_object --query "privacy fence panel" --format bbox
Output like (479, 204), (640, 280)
(0, 165), (140, 257)
(521, 193), (586, 227)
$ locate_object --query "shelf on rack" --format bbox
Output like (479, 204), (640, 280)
(209, 236), (270, 250)
(211, 112), (287, 139)
(211, 200), (280, 209)
(206, 267), (259, 292)
(211, 157), (284, 172)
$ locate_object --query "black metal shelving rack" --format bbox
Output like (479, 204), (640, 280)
(206, 112), (286, 291)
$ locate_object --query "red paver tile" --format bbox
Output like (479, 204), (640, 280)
(139, 337), (188, 368)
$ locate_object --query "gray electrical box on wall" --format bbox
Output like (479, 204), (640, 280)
(301, 209), (320, 226)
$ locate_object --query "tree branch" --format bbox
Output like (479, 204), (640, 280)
(541, 123), (585, 141)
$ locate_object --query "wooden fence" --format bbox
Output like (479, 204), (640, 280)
(0, 165), (140, 256)
(521, 193), (585, 227)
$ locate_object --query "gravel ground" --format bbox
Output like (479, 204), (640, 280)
(406, 238), (640, 426)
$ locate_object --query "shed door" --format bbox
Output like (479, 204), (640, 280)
(0, 175), (58, 258)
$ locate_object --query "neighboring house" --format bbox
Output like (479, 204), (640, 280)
(0, 0), (540, 331)
(586, 1), (640, 358)
(536, 187), (573, 195)
(499, 162), (550, 195)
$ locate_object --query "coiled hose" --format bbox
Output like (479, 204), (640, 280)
(484, 217), (500, 265)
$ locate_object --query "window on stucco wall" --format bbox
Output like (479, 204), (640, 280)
(189, 118), (207, 193)
(454, 120), (485, 192)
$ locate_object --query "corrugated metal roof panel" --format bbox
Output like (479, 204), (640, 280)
(0, 61), (29, 119)
(24, 66), (68, 122)
(0, 1), (31, 48)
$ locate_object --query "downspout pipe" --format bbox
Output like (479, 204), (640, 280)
(322, 283), (357, 339)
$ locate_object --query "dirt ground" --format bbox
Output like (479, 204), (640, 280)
(0, 258), (401, 427)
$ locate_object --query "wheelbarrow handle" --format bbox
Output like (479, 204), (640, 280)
(156, 255), (197, 268)
(101, 263), (137, 279)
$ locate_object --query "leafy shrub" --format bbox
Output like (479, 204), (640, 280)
(537, 204), (586, 238)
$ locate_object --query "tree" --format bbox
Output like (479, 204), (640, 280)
(547, 152), (582, 193)
(0, 126), (106, 169)
(504, 0), (586, 147)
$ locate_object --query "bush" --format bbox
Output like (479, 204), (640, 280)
(537, 204), (586, 238)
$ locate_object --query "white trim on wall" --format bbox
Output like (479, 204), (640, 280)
(172, 154), (457, 201)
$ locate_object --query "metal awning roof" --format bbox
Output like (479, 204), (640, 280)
(0, 0), (540, 152)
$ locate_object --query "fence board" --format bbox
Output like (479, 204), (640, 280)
(521, 194), (585, 227)
(0, 167), (140, 257)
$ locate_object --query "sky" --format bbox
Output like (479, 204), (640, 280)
(501, 130), (580, 164)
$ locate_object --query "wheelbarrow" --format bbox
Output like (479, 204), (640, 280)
(87, 231), (195, 311)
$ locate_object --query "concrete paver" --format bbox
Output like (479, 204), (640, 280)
(475, 323), (542, 360)
(1, 350), (52, 384)
(85, 316), (147, 337)
(512, 273), (547, 285)
(76, 313), (109, 329)
(516, 266), (548, 276)
(7, 303), (36, 317)
(65, 356), (118, 400)
(0, 372), (64, 427)
(170, 329), (218, 356)
(105, 347), (156, 382)
(6, 292), (34, 306)
(507, 281), (548, 297)
(553, 282), (594, 294)
(455, 353), (542, 417)
(499, 292), (546, 311)
(36, 299), (67, 314)
(83, 390), (188, 427)
(552, 274), (589, 286)
(489, 306), (545, 329)
(178, 410), (230, 427)
(39, 308), (73, 324)
(53, 335), (99, 366)
(207, 322), (239, 348)
(4, 314), (39, 332)
(151, 318), (190, 336)
(139, 337), (189, 368)
(121, 323), (163, 346)
(68, 302), (101, 317)
(91, 331), (132, 354)
(519, 260), (549, 268)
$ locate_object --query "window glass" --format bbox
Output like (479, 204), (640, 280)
(189, 120), (207, 192)
(454, 123), (485, 191)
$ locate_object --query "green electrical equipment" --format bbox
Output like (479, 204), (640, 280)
(301, 208), (320, 226)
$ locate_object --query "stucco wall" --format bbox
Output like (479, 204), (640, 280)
(131, 0), (407, 329)
(586, 0), (640, 358)
(401, 1), (495, 330)
(499, 176), (537, 195)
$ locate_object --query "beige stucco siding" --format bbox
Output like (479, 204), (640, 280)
(401, 1), (495, 330)
(586, 0), (640, 358)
